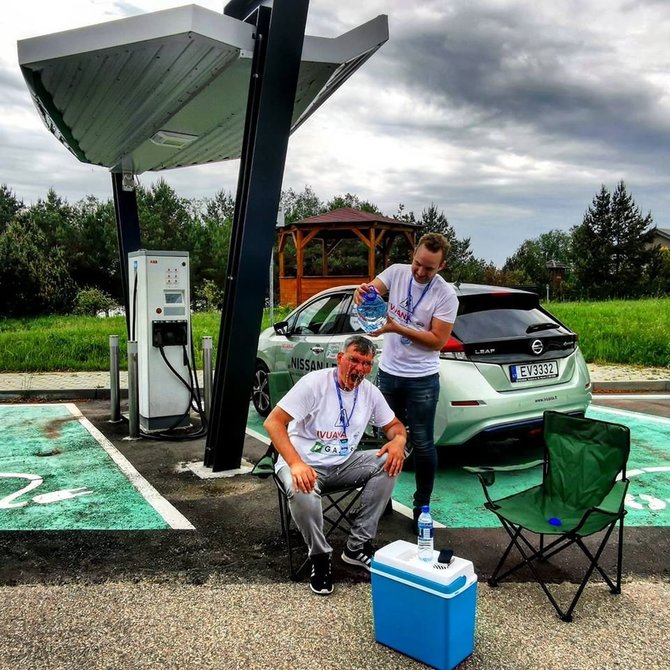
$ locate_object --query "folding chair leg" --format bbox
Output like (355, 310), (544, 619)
(276, 485), (309, 581)
(488, 525), (524, 586)
(615, 514), (625, 593)
(491, 517), (624, 622)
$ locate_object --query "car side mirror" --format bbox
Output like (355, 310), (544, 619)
(273, 320), (290, 336)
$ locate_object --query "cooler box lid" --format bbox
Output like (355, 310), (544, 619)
(371, 540), (476, 597)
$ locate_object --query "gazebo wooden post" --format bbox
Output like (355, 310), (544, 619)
(277, 232), (286, 277)
(322, 238), (328, 276)
(368, 226), (376, 281)
(296, 228), (304, 304)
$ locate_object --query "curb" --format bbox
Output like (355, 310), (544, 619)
(1, 382), (669, 402)
(592, 380), (670, 393)
(0, 389), (128, 401)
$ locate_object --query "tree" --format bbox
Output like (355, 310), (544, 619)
(281, 185), (322, 224)
(0, 217), (76, 316)
(189, 190), (235, 295)
(417, 204), (476, 282)
(325, 192), (381, 215)
(0, 184), (23, 234)
(24, 188), (76, 250)
(69, 196), (120, 299)
(136, 179), (194, 251)
(571, 181), (655, 299)
(504, 230), (573, 289)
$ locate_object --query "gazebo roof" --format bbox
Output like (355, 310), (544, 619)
(294, 207), (417, 228)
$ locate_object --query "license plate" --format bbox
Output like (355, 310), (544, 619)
(509, 360), (558, 382)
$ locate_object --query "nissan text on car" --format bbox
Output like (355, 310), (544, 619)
(252, 283), (592, 447)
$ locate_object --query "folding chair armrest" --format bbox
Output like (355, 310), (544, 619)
(464, 459), (543, 485)
(464, 460), (543, 508)
(594, 479), (630, 515)
(463, 466), (497, 488)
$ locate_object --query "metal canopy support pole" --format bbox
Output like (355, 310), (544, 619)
(111, 172), (142, 338)
(204, 0), (310, 470)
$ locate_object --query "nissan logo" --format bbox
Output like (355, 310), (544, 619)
(531, 339), (544, 355)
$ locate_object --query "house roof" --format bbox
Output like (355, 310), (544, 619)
(17, 6), (388, 175)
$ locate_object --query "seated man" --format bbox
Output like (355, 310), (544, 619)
(264, 335), (407, 596)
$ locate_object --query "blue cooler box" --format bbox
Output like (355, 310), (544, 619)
(370, 540), (477, 670)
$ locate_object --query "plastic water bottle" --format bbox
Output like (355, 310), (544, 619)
(417, 505), (434, 562)
(356, 287), (387, 332)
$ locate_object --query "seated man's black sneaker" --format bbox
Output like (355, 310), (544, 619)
(310, 553), (333, 595)
(341, 540), (376, 571)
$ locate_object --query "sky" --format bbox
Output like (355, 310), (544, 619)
(2, 0), (670, 265)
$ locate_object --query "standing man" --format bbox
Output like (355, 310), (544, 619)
(354, 232), (458, 532)
(264, 335), (406, 596)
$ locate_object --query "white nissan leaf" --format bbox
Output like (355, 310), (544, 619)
(252, 283), (592, 447)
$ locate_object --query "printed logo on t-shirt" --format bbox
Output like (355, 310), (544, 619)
(310, 439), (348, 454)
(388, 301), (410, 323)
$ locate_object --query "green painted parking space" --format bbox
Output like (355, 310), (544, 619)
(247, 403), (670, 529)
(0, 404), (193, 530)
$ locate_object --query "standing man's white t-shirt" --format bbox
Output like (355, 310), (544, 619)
(377, 264), (458, 377)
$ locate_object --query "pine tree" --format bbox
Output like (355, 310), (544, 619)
(571, 181), (654, 298)
(418, 204), (475, 281)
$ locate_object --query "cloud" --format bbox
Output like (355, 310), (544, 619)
(1, 0), (670, 265)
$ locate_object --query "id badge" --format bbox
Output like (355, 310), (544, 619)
(339, 438), (349, 456)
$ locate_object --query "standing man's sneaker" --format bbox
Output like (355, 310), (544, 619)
(310, 553), (333, 595)
(342, 540), (377, 571)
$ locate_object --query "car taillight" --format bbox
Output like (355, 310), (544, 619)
(440, 336), (467, 360)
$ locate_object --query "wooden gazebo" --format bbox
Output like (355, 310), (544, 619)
(277, 207), (419, 306)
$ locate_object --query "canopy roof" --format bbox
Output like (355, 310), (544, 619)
(18, 4), (388, 175)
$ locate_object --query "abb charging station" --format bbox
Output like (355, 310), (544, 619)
(128, 250), (192, 432)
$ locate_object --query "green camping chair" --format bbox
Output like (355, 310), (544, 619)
(465, 410), (630, 622)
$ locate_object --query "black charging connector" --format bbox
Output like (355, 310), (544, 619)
(152, 320), (188, 347)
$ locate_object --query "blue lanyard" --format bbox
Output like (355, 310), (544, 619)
(405, 276), (434, 324)
(333, 369), (358, 438)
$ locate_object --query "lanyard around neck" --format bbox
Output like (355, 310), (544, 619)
(333, 369), (358, 437)
(405, 275), (434, 324)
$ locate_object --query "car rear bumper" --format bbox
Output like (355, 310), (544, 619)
(434, 353), (591, 446)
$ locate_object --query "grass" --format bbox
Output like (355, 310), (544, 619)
(0, 299), (667, 371)
(0, 306), (293, 372)
(546, 297), (670, 367)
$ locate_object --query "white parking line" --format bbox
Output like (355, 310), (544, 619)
(590, 404), (670, 425)
(66, 404), (195, 530)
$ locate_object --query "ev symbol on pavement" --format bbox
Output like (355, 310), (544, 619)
(0, 473), (94, 509)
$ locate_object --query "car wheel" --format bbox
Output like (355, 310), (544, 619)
(252, 362), (271, 417)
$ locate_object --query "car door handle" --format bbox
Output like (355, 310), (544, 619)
(310, 346), (324, 354)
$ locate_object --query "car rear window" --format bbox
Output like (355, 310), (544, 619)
(453, 293), (566, 342)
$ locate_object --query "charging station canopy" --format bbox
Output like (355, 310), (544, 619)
(17, 4), (388, 176)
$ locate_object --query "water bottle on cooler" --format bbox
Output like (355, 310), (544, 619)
(417, 505), (434, 562)
(356, 287), (387, 332)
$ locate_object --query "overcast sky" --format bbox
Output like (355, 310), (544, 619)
(2, 0), (670, 265)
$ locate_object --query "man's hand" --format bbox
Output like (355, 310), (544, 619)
(354, 280), (387, 306)
(354, 282), (373, 305)
(377, 436), (406, 477)
(368, 314), (402, 337)
(291, 461), (318, 494)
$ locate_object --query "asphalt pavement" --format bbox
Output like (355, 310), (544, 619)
(1, 366), (669, 670)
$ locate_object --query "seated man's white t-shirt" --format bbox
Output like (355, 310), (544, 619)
(275, 367), (394, 472)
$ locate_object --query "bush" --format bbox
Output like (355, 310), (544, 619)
(73, 288), (116, 316)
